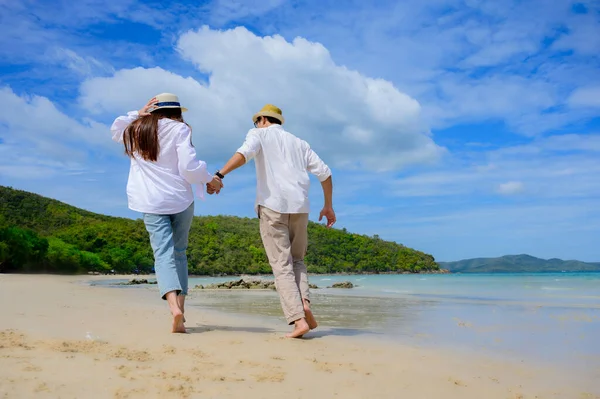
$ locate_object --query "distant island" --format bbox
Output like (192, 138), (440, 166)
(0, 186), (439, 275)
(439, 254), (600, 273)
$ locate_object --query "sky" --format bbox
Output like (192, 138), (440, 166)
(0, 0), (599, 262)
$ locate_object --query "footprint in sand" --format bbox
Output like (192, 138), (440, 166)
(23, 364), (42, 372)
(34, 382), (50, 393)
(448, 377), (467, 387)
(253, 371), (286, 382)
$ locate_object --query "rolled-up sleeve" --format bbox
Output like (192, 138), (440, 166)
(236, 129), (262, 163)
(306, 146), (332, 182)
(110, 111), (139, 144)
(176, 124), (213, 185)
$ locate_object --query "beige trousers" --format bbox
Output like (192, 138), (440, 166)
(259, 206), (310, 324)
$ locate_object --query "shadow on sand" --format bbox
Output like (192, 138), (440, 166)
(186, 324), (378, 340)
(185, 324), (276, 334)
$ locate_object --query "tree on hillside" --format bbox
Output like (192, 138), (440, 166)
(0, 226), (49, 272)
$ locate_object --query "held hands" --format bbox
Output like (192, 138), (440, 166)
(206, 175), (223, 195)
(319, 206), (336, 228)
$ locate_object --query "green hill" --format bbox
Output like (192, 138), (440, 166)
(439, 254), (600, 273)
(0, 186), (439, 275)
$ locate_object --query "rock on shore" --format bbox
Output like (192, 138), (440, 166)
(328, 281), (354, 289)
(195, 277), (319, 290)
(122, 279), (157, 285)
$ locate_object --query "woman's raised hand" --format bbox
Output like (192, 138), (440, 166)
(138, 97), (157, 116)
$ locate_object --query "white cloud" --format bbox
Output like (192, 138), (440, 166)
(52, 48), (115, 77)
(425, 75), (558, 134)
(552, 13), (600, 56)
(207, 0), (285, 25)
(491, 133), (600, 155)
(0, 87), (118, 179)
(271, 0), (599, 136)
(0, 142), (83, 180)
(390, 133), (600, 199)
(496, 181), (524, 195)
(0, 0), (192, 74)
(79, 26), (444, 171)
(568, 86), (600, 108)
(537, 133), (600, 152)
(4, 1), (598, 141)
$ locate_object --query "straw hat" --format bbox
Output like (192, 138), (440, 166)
(151, 93), (188, 112)
(252, 104), (284, 124)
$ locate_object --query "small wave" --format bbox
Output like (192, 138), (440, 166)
(419, 278), (427, 280)
(321, 278), (332, 281)
(381, 289), (411, 294)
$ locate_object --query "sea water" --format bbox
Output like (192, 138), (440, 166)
(187, 273), (600, 370)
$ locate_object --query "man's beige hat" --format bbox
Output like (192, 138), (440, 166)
(252, 104), (284, 124)
(151, 93), (188, 112)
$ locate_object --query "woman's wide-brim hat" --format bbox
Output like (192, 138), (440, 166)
(151, 93), (188, 112)
(252, 104), (284, 124)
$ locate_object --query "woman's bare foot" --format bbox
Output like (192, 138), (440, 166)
(177, 295), (186, 323)
(304, 303), (318, 330)
(286, 318), (310, 338)
(172, 312), (186, 333)
(166, 291), (186, 333)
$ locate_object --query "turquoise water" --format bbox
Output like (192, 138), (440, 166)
(308, 272), (600, 306)
(188, 272), (600, 310)
(99, 273), (600, 369)
(187, 273), (600, 370)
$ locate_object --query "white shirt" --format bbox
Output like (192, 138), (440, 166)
(236, 124), (332, 214)
(110, 111), (213, 214)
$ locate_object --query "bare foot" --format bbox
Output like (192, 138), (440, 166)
(286, 318), (310, 338)
(304, 303), (318, 330)
(177, 296), (185, 323)
(172, 312), (186, 333)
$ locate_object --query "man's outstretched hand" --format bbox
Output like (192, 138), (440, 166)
(319, 207), (336, 228)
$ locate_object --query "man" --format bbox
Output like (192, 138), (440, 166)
(208, 104), (335, 338)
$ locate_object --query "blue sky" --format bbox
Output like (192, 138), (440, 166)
(0, 0), (599, 262)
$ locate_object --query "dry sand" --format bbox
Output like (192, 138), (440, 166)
(0, 274), (597, 399)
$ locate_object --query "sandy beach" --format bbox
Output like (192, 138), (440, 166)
(0, 274), (597, 399)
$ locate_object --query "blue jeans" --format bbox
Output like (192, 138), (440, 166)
(143, 202), (194, 299)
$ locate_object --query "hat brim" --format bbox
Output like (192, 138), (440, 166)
(252, 111), (284, 124)
(151, 106), (188, 112)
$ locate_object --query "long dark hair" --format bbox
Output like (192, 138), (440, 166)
(123, 108), (186, 161)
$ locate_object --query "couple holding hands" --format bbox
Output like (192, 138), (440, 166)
(111, 93), (335, 338)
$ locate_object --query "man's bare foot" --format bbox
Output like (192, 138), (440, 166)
(304, 303), (318, 330)
(286, 318), (310, 338)
(172, 312), (186, 333)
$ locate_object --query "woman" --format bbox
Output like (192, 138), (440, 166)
(110, 93), (222, 333)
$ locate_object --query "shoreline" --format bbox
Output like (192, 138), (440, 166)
(1, 274), (598, 398)
(82, 269), (451, 277)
